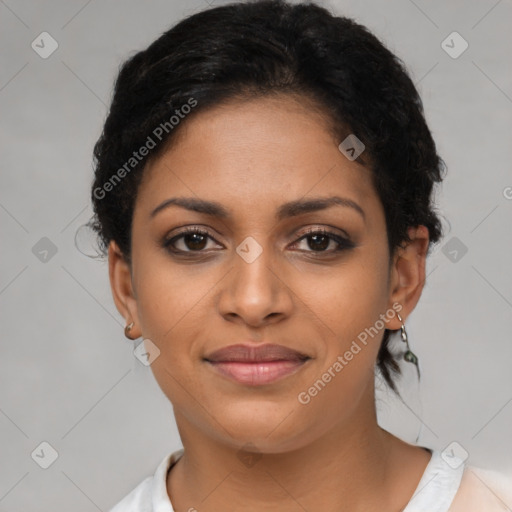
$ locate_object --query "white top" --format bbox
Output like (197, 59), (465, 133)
(109, 448), (512, 511)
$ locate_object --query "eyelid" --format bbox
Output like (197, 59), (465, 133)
(164, 225), (222, 242)
(295, 224), (351, 240)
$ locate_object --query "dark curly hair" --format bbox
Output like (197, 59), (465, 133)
(88, 0), (445, 393)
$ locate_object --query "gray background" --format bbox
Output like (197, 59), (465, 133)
(1, 0), (511, 510)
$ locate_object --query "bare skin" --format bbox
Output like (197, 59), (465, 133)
(109, 94), (432, 511)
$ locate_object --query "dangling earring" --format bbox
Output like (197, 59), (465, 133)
(396, 313), (420, 379)
(124, 321), (135, 340)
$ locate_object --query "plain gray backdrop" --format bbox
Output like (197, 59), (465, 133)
(1, 0), (511, 510)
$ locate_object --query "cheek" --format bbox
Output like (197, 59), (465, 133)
(302, 246), (391, 388)
(131, 250), (229, 404)
(133, 248), (211, 341)
(131, 261), (196, 375)
(307, 251), (390, 342)
(293, 277), (388, 440)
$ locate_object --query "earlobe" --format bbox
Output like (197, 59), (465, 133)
(108, 241), (141, 338)
(386, 226), (429, 330)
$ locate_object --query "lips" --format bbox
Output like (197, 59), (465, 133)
(204, 344), (311, 386)
(204, 343), (310, 363)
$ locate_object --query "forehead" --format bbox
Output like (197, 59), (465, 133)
(137, 95), (378, 222)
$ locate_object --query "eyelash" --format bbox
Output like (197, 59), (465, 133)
(163, 226), (354, 257)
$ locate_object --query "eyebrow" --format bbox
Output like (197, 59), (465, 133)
(150, 195), (365, 222)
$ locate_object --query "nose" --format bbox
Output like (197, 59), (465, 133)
(216, 240), (294, 328)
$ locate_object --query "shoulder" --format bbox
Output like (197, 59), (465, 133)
(403, 449), (511, 512)
(109, 475), (153, 512)
(108, 449), (184, 512)
(449, 465), (512, 511)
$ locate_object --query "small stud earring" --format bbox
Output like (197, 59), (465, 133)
(124, 321), (135, 340)
(396, 313), (420, 379)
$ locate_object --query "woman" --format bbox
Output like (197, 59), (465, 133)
(89, 1), (511, 510)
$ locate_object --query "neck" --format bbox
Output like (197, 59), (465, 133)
(167, 391), (430, 512)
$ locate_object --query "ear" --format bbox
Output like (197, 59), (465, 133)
(385, 225), (430, 329)
(108, 241), (141, 338)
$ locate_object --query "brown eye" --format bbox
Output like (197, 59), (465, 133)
(305, 233), (331, 251)
(292, 228), (354, 254)
(181, 232), (208, 251)
(164, 228), (220, 253)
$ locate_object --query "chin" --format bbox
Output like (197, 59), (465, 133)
(211, 402), (313, 453)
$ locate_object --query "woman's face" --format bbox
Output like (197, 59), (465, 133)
(110, 94), (423, 453)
